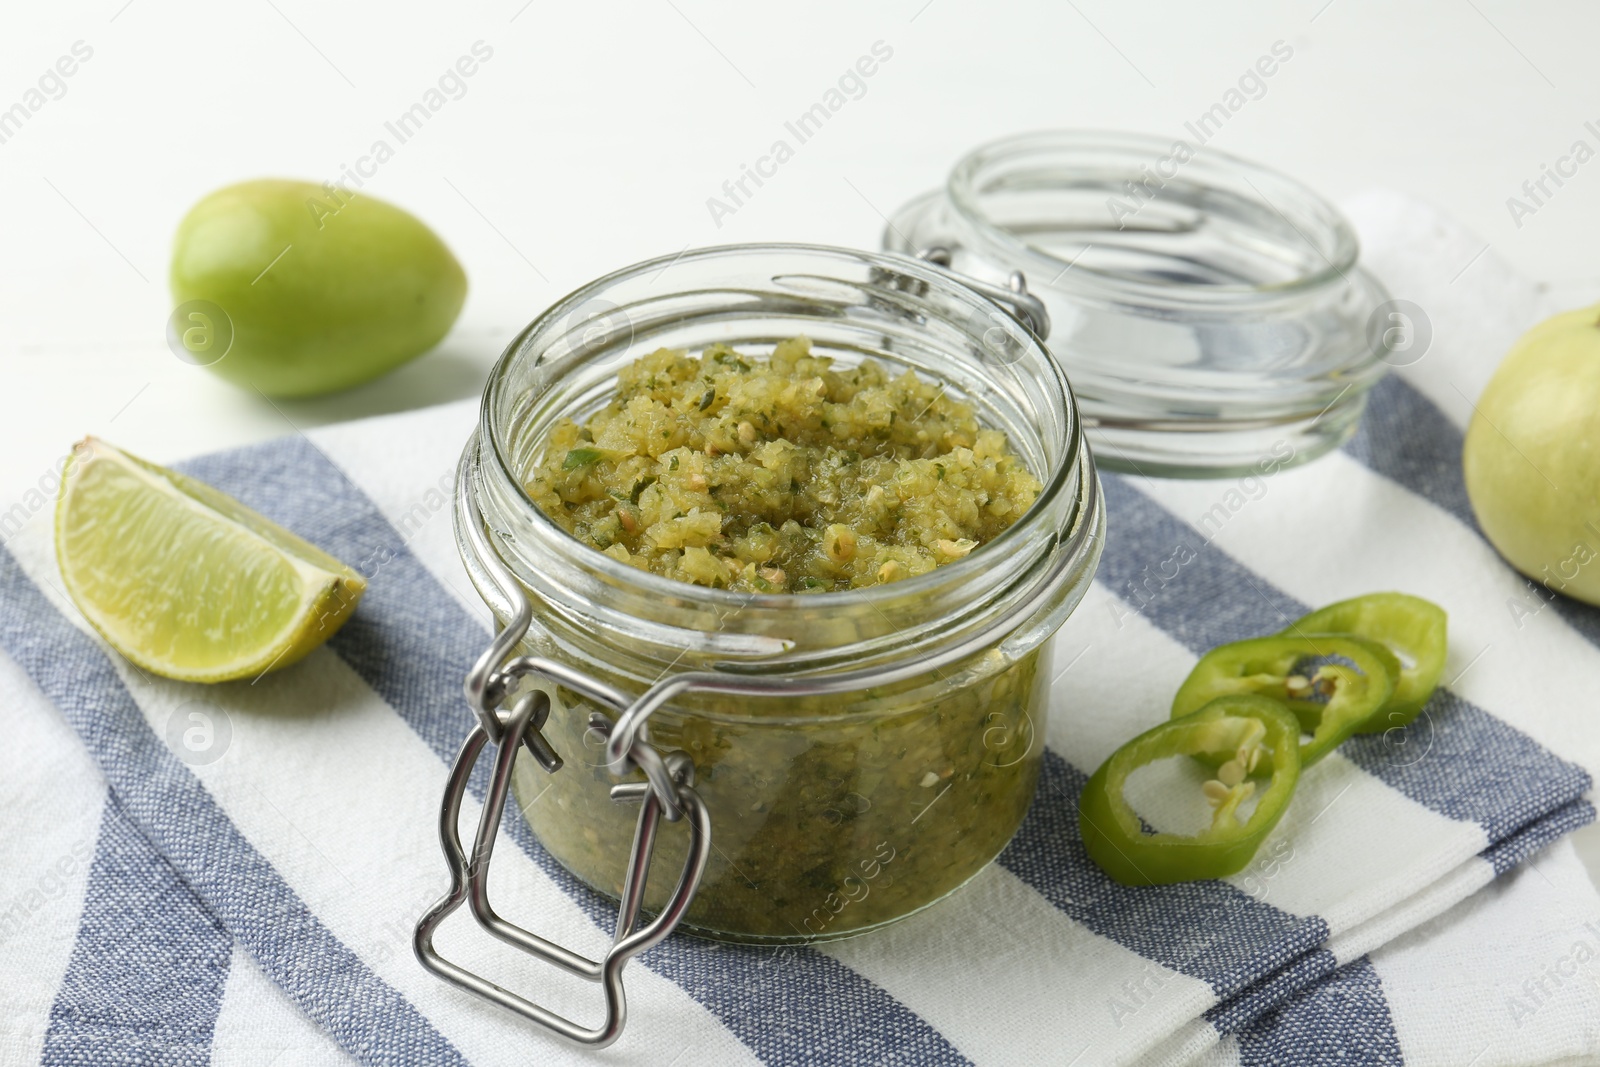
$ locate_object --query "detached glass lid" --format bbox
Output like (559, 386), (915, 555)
(886, 130), (1393, 478)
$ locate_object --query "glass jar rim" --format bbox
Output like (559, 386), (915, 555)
(467, 239), (1100, 675)
(483, 243), (1088, 607)
(946, 128), (1361, 303)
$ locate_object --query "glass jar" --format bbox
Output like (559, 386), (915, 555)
(455, 244), (1103, 945)
(886, 130), (1392, 478)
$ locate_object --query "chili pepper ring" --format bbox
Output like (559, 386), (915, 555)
(1077, 695), (1302, 887)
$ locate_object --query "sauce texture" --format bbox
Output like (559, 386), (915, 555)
(526, 337), (1040, 592)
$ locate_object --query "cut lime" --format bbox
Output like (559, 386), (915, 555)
(55, 437), (365, 683)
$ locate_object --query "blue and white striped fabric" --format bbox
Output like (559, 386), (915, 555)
(3, 190), (1599, 1066)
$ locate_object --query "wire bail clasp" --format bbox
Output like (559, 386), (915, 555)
(413, 447), (712, 1049)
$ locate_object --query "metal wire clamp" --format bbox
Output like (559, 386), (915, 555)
(413, 452), (712, 1049)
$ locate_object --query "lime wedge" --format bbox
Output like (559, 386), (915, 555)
(55, 437), (365, 683)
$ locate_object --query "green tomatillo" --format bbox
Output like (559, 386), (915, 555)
(169, 179), (466, 397)
(1463, 305), (1600, 605)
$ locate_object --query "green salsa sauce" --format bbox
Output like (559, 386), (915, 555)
(525, 336), (1041, 593)
(513, 338), (1049, 942)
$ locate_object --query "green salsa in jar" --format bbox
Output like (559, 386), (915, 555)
(524, 336), (1042, 594)
(513, 635), (1047, 941)
(461, 245), (1102, 943)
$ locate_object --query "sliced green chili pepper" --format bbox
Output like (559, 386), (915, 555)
(1281, 592), (1448, 733)
(1078, 695), (1302, 886)
(1171, 634), (1398, 766)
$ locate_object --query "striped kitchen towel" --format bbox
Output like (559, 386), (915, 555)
(2, 189), (1599, 1067)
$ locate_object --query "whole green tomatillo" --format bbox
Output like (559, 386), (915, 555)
(1464, 305), (1600, 606)
(169, 179), (466, 397)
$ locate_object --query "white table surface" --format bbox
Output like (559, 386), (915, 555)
(5, 0), (1597, 880)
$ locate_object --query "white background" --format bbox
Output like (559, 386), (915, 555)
(3, 1), (1597, 875)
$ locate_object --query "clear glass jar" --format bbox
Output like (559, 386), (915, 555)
(456, 244), (1103, 944)
(886, 130), (1392, 478)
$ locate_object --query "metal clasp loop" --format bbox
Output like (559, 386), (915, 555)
(413, 688), (711, 1048)
(414, 447), (713, 1048)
